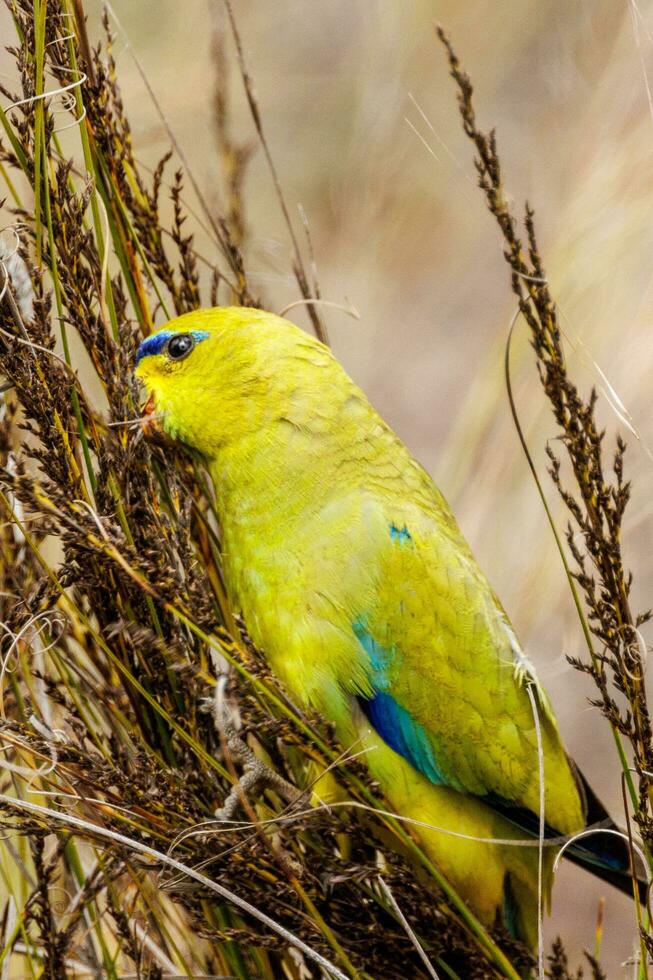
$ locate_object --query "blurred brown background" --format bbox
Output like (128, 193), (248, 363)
(8, 0), (653, 973)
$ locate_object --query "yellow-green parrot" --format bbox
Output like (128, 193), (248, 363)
(135, 306), (638, 948)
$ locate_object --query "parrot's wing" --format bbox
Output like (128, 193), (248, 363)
(346, 487), (585, 837)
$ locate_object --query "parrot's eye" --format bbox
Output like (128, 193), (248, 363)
(166, 334), (195, 362)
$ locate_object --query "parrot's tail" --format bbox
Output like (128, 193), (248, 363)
(488, 766), (648, 904)
(565, 767), (648, 905)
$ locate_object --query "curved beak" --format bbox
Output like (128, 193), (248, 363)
(141, 392), (159, 438)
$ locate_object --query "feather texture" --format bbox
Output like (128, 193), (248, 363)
(135, 307), (638, 947)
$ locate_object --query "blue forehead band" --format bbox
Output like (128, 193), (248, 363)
(135, 329), (210, 365)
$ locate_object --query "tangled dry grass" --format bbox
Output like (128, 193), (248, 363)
(0, 2), (651, 978)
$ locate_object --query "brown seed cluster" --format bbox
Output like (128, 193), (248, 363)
(439, 22), (652, 971)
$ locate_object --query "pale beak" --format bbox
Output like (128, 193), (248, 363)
(141, 392), (159, 438)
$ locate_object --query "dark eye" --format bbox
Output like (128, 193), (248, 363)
(166, 334), (194, 361)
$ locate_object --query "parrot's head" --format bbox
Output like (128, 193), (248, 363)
(134, 306), (331, 459)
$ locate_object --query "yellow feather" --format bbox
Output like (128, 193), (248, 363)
(136, 307), (615, 948)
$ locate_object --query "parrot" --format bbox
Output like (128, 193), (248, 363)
(134, 306), (642, 949)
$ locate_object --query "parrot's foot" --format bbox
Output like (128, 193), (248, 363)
(214, 719), (301, 822)
(213, 721), (305, 878)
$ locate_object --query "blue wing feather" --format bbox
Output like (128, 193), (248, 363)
(353, 618), (462, 789)
(352, 608), (642, 900)
(357, 690), (449, 786)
